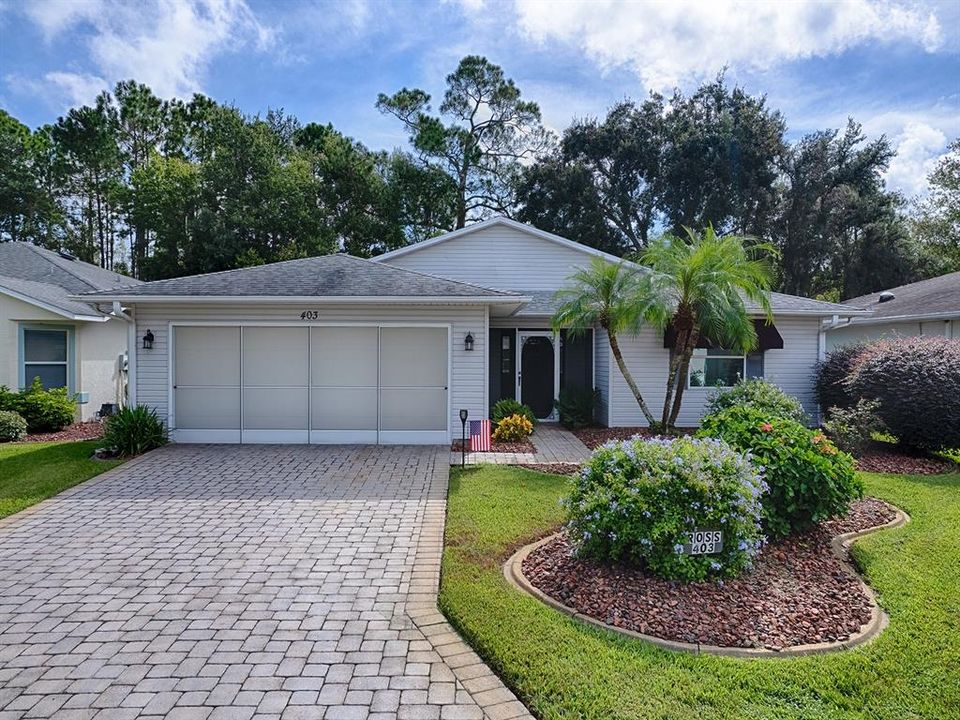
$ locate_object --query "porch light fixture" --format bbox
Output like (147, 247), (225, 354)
(464, 332), (474, 352)
(142, 329), (154, 350)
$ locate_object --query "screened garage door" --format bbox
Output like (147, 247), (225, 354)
(172, 325), (449, 444)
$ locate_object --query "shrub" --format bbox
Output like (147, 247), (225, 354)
(565, 435), (766, 582)
(102, 405), (168, 457)
(13, 378), (76, 433)
(705, 378), (807, 423)
(0, 410), (27, 442)
(699, 406), (861, 539)
(815, 343), (867, 411)
(491, 398), (537, 428)
(492, 413), (534, 442)
(847, 336), (960, 451)
(823, 399), (886, 455)
(556, 387), (599, 429)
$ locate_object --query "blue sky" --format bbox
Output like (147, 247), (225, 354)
(2, 0), (958, 196)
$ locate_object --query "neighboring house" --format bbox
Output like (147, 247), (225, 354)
(825, 270), (960, 350)
(0, 242), (142, 421)
(79, 218), (866, 444)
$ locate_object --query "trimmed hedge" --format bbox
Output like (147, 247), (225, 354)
(815, 343), (867, 411)
(847, 336), (960, 451)
(705, 378), (806, 423)
(0, 378), (76, 433)
(699, 406), (861, 539)
(566, 435), (766, 582)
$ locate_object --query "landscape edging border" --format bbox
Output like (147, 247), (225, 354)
(503, 503), (909, 659)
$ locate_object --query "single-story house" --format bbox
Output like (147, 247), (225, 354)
(78, 218), (866, 444)
(0, 242), (141, 421)
(825, 270), (960, 349)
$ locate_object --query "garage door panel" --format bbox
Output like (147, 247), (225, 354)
(310, 388), (377, 430)
(175, 387), (240, 429)
(175, 327), (239, 387)
(379, 387), (447, 431)
(243, 327), (308, 386)
(379, 328), (448, 387)
(311, 327), (378, 386)
(242, 388), (308, 430)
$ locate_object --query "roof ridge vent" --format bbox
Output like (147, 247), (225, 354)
(878, 291), (895, 303)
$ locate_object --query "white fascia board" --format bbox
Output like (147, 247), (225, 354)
(373, 216), (636, 267)
(0, 286), (108, 322)
(832, 310), (959, 327)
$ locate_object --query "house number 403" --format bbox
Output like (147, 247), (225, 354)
(299, 311), (320, 320)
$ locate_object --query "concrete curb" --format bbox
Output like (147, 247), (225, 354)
(503, 504), (910, 659)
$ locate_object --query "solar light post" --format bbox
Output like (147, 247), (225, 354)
(459, 409), (468, 468)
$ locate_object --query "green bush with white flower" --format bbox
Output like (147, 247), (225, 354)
(565, 436), (767, 582)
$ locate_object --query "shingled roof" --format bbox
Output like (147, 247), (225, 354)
(0, 242), (140, 319)
(79, 253), (521, 301)
(841, 271), (960, 321)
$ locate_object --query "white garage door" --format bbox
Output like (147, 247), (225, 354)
(172, 325), (449, 444)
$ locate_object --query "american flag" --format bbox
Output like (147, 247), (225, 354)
(470, 419), (492, 452)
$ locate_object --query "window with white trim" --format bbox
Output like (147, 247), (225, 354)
(22, 328), (69, 389)
(688, 348), (747, 388)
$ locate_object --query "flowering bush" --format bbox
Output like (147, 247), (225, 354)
(699, 406), (861, 539)
(0, 410), (27, 442)
(492, 413), (534, 442)
(705, 378), (807, 423)
(565, 435), (767, 582)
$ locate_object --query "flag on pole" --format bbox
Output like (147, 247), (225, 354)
(470, 419), (491, 452)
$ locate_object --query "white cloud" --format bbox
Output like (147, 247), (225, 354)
(18, 0), (274, 103)
(885, 121), (949, 196)
(45, 71), (110, 107)
(509, 0), (944, 90)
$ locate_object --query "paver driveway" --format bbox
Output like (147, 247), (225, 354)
(0, 445), (530, 720)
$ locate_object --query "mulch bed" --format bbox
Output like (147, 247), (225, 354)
(522, 498), (898, 651)
(514, 463), (582, 476)
(855, 446), (957, 475)
(573, 426), (694, 450)
(18, 421), (105, 444)
(452, 439), (536, 454)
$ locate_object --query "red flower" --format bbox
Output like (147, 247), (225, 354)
(760, 422), (773, 432)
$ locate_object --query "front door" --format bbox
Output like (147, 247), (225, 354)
(518, 332), (558, 420)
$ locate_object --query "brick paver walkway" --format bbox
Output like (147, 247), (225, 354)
(451, 425), (592, 466)
(0, 445), (530, 720)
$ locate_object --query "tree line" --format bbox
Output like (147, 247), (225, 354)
(1, 56), (956, 297)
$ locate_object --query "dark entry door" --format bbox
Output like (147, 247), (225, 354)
(520, 335), (555, 419)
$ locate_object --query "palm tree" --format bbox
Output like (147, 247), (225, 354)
(552, 257), (658, 427)
(642, 226), (776, 430)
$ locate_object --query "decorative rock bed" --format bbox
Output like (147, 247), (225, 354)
(507, 498), (907, 656)
(18, 420), (105, 444)
(855, 447), (957, 475)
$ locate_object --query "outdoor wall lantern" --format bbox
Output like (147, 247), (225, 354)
(142, 329), (155, 350)
(464, 332), (475, 352)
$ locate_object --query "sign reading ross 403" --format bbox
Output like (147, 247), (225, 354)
(678, 530), (723, 555)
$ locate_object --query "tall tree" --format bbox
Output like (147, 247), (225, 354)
(552, 258), (659, 426)
(911, 138), (960, 272)
(642, 227), (775, 429)
(773, 120), (926, 299)
(0, 110), (63, 244)
(377, 55), (552, 228)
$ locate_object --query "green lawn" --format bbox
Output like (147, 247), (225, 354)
(441, 465), (960, 720)
(0, 441), (123, 520)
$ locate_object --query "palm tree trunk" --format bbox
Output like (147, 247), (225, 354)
(608, 331), (657, 427)
(668, 327), (699, 428)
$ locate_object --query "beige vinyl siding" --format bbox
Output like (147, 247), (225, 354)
(826, 320), (923, 349)
(920, 320), (951, 337)
(133, 303), (486, 439)
(381, 225), (596, 291)
(608, 317), (822, 427)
